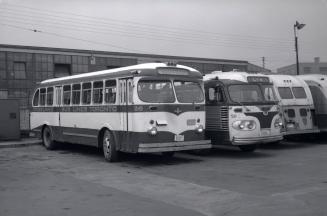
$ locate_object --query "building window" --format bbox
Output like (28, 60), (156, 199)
(13, 62), (26, 79)
(0, 90), (8, 99)
(54, 63), (71, 78)
(320, 67), (327, 72)
(303, 67), (311, 73)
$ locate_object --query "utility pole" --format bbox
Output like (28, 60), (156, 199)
(262, 57), (265, 70)
(294, 21), (305, 75)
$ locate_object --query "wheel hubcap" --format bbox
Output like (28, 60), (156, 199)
(103, 134), (110, 156)
(44, 129), (50, 146)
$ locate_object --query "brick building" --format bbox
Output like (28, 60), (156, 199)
(0, 44), (256, 131)
(277, 57), (327, 75)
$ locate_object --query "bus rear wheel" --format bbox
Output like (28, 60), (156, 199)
(42, 126), (56, 150)
(239, 144), (257, 152)
(102, 129), (119, 162)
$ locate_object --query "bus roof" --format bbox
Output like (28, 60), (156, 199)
(40, 63), (200, 85)
(268, 74), (307, 87)
(204, 71), (271, 83)
(268, 74), (314, 105)
(298, 74), (327, 87)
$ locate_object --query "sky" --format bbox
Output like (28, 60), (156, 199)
(0, 0), (326, 71)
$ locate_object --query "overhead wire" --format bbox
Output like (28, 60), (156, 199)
(0, 7), (296, 50)
(0, 3), (299, 45)
(0, 22), (146, 53)
(0, 3), (320, 67)
(0, 15), (297, 52)
(0, 7), (303, 53)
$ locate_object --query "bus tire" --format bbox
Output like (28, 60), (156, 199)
(162, 151), (175, 158)
(42, 126), (56, 150)
(239, 144), (257, 152)
(102, 129), (119, 162)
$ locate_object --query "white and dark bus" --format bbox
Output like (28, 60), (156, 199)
(30, 63), (211, 161)
(268, 74), (318, 136)
(204, 71), (283, 152)
(298, 74), (327, 132)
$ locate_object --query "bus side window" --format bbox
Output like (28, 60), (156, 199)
(72, 84), (81, 105)
(63, 85), (71, 105)
(82, 82), (92, 105)
(105, 80), (116, 104)
(208, 88), (216, 102)
(33, 89), (40, 107)
(93, 81), (104, 104)
(278, 87), (293, 99)
(46, 87), (54, 106)
(208, 86), (224, 104)
(39, 88), (46, 106)
(216, 87), (225, 102)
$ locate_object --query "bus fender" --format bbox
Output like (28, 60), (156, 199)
(98, 125), (120, 150)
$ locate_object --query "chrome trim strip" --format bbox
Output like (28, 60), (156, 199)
(63, 132), (97, 138)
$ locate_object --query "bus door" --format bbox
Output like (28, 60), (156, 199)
(54, 86), (63, 139)
(119, 78), (134, 149)
(119, 79), (127, 132)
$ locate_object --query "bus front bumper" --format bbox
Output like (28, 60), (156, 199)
(231, 135), (283, 145)
(283, 128), (319, 136)
(138, 140), (212, 153)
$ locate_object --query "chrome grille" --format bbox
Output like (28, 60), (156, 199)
(220, 106), (229, 131)
(205, 106), (229, 131)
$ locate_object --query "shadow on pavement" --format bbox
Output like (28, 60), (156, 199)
(119, 152), (203, 167)
(54, 142), (203, 166)
(187, 147), (274, 159)
(260, 140), (317, 150)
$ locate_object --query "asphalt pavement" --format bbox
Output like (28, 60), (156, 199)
(0, 138), (327, 216)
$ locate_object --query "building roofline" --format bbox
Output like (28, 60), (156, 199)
(0, 43), (248, 65)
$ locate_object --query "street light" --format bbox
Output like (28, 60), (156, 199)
(294, 21), (305, 75)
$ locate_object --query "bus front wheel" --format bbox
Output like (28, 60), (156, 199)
(239, 144), (257, 152)
(42, 126), (56, 150)
(102, 129), (119, 162)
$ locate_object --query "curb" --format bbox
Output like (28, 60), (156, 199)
(0, 139), (42, 149)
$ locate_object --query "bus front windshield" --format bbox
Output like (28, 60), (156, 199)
(229, 84), (263, 103)
(228, 84), (277, 103)
(174, 81), (204, 103)
(137, 79), (204, 103)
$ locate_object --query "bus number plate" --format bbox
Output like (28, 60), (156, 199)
(175, 135), (184, 142)
(261, 129), (270, 136)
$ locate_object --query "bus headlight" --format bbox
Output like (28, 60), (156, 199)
(147, 127), (158, 136)
(195, 125), (204, 133)
(274, 118), (283, 128)
(232, 120), (256, 131)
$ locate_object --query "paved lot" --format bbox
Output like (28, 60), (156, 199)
(1, 139), (327, 216)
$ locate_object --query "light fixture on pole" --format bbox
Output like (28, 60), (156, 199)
(294, 21), (305, 75)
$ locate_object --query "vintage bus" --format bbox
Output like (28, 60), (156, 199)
(268, 75), (318, 136)
(204, 71), (283, 152)
(298, 74), (327, 132)
(30, 63), (211, 162)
